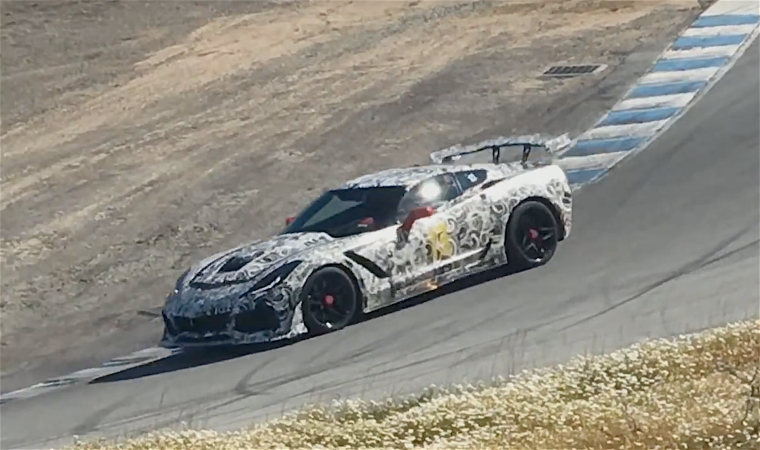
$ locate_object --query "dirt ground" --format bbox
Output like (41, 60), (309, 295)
(0, 0), (700, 385)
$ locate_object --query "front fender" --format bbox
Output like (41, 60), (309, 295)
(293, 239), (393, 314)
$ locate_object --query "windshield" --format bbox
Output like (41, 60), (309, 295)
(282, 186), (408, 238)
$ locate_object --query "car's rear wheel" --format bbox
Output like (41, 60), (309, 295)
(504, 200), (560, 269)
(301, 266), (361, 335)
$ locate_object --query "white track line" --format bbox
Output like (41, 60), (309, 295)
(640, 67), (720, 84)
(556, 151), (630, 172)
(612, 93), (697, 111)
(663, 45), (742, 59)
(582, 120), (671, 141)
(682, 24), (758, 36)
(701, 0), (760, 16)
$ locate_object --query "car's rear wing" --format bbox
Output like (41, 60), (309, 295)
(429, 133), (571, 165)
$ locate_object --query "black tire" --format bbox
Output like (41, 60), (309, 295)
(504, 200), (560, 270)
(301, 266), (362, 335)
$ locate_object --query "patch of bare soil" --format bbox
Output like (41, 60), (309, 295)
(0, 0), (698, 381)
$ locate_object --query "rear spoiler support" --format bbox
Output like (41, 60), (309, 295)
(430, 133), (572, 165)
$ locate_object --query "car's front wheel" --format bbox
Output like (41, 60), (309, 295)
(301, 266), (362, 335)
(504, 200), (560, 269)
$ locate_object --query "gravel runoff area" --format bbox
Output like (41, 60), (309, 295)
(1, 0), (701, 388)
(64, 319), (760, 449)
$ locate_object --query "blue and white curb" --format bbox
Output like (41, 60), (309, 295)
(556, 0), (760, 189)
(1, 0), (759, 407)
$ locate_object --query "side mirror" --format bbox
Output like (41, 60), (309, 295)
(285, 216), (295, 226)
(399, 206), (435, 233)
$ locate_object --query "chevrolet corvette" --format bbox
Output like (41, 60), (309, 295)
(160, 134), (573, 347)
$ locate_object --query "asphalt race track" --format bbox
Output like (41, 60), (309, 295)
(3, 39), (759, 450)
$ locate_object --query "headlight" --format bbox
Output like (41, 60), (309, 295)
(165, 269), (189, 304)
(244, 260), (302, 295)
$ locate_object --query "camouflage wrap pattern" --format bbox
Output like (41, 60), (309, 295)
(161, 161), (572, 348)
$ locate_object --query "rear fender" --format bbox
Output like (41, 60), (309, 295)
(484, 166), (572, 247)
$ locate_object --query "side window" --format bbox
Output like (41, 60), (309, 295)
(397, 173), (461, 219)
(454, 170), (488, 192)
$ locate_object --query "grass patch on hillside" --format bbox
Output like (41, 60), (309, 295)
(70, 319), (759, 450)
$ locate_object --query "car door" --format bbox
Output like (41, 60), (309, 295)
(433, 169), (494, 278)
(387, 172), (490, 297)
(449, 169), (493, 258)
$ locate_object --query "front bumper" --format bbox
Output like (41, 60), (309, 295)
(161, 289), (297, 348)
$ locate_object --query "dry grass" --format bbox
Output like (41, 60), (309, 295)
(68, 319), (760, 450)
(1, 0), (699, 386)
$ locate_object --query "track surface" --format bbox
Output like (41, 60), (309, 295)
(3, 39), (759, 450)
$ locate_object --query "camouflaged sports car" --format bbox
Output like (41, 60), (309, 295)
(160, 134), (574, 348)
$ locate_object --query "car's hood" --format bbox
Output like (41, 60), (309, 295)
(186, 232), (334, 289)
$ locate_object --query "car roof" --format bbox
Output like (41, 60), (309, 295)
(336, 164), (495, 190)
